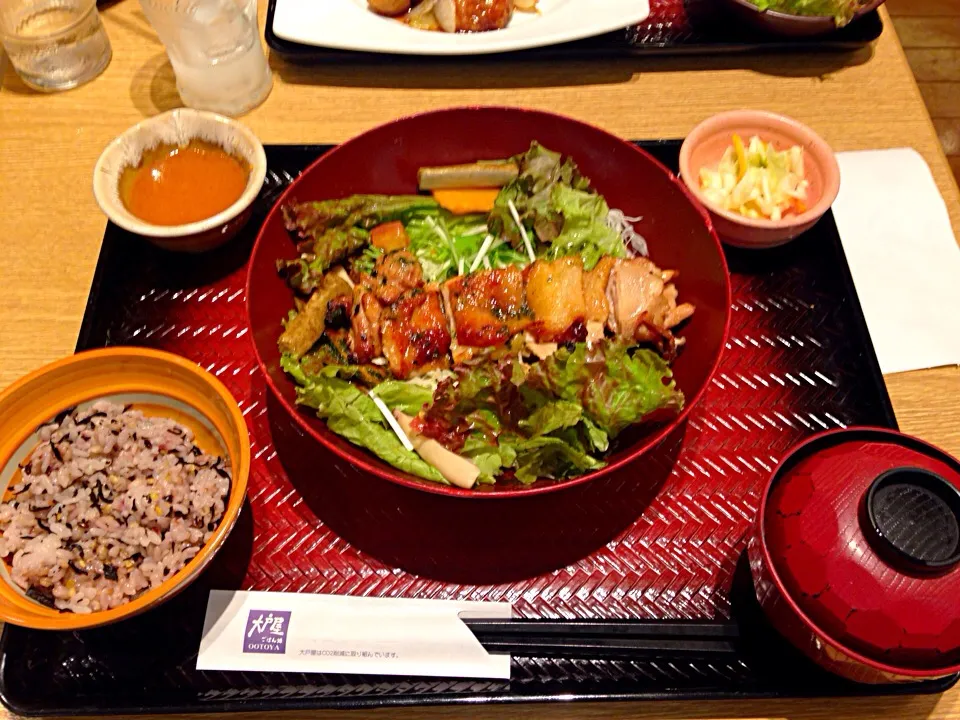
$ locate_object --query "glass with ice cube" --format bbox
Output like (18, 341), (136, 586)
(0, 0), (111, 92)
(139, 0), (273, 117)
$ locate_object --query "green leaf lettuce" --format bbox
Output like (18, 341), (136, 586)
(280, 354), (447, 485)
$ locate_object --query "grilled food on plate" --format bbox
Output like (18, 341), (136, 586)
(367, 0), (536, 33)
(275, 143), (695, 489)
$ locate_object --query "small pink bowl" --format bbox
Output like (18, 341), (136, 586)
(678, 110), (840, 249)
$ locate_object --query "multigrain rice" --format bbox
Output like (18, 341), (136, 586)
(0, 401), (230, 613)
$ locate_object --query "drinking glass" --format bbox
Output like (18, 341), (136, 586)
(139, 0), (273, 117)
(0, 0), (112, 92)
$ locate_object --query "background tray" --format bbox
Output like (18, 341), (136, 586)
(266, 0), (882, 62)
(1, 141), (953, 717)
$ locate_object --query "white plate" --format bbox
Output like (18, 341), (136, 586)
(271, 0), (650, 56)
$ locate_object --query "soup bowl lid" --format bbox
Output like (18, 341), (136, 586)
(762, 427), (960, 671)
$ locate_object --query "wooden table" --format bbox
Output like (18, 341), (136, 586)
(2, 2), (959, 718)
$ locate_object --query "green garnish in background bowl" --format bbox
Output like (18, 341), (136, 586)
(746, 0), (868, 26)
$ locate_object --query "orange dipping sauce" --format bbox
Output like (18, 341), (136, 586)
(119, 140), (249, 226)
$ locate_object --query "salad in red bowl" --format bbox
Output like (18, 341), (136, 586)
(247, 107), (731, 496)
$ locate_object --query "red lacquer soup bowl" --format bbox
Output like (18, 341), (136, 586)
(246, 107), (731, 497)
(751, 427), (960, 683)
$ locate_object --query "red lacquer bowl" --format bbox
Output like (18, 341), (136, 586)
(246, 107), (731, 497)
(750, 427), (960, 684)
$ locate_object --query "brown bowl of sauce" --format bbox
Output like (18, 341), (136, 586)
(94, 109), (266, 253)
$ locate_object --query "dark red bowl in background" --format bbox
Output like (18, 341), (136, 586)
(723, 0), (885, 37)
(750, 427), (960, 684)
(246, 106), (731, 498)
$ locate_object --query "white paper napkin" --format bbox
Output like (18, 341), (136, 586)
(197, 590), (512, 679)
(832, 148), (960, 375)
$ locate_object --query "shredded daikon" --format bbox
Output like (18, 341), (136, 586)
(426, 215), (460, 268)
(461, 224), (489, 236)
(369, 391), (414, 453)
(469, 234), (496, 273)
(698, 134), (808, 220)
(507, 199), (536, 263)
(607, 209), (648, 256)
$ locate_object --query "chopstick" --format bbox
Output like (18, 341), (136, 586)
(462, 620), (741, 659)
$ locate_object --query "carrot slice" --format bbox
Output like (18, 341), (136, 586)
(431, 188), (501, 215)
(370, 221), (410, 251)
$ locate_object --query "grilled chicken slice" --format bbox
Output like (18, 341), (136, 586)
(372, 250), (424, 305)
(524, 257), (587, 344)
(434, 0), (513, 32)
(381, 289), (452, 378)
(606, 258), (696, 342)
(350, 287), (383, 363)
(278, 272), (353, 358)
(342, 252), (692, 372)
(583, 256), (616, 342)
(324, 293), (353, 330)
(442, 266), (532, 348)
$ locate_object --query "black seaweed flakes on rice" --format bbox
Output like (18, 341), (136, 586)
(51, 406), (76, 427)
(26, 585), (57, 609)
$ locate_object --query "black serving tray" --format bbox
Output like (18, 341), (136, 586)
(0, 141), (954, 717)
(265, 0), (883, 63)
